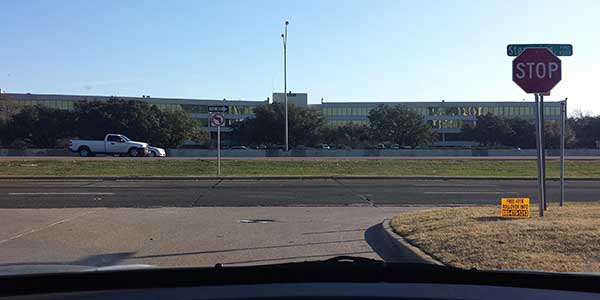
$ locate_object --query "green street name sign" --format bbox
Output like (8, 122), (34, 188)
(507, 44), (573, 57)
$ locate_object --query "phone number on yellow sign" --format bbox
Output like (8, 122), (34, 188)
(500, 197), (530, 218)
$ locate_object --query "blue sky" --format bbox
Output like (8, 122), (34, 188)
(1, 0), (599, 113)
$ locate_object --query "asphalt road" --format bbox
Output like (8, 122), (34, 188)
(0, 178), (598, 208)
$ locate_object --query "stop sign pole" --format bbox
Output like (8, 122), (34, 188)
(512, 47), (564, 217)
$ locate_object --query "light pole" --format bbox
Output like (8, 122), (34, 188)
(281, 21), (289, 151)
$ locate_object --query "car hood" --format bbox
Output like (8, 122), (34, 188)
(130, 141), (149, 148)
(1, 258), (600, 279)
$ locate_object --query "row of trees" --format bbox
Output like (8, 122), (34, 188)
(0, 94), (208, 149)
(231, 103), (436, 148)
(462, 113), (576, 149)
(463, 112), (600, 149)
(569, 112), (600, 148)
(232, 103), (600, 150)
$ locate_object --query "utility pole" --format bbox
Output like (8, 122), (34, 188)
(281, 21), (289, 151)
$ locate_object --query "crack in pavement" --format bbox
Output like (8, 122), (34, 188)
(0, 209), (104, 245)
(193, 179), (224, 206)
(211, 179), (224, 189)
(333, 179), (376, 207)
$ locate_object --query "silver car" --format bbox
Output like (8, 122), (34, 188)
(147, 146), (166, 157)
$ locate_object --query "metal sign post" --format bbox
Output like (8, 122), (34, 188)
(210, 113), (226, 176)
(540, 94), (547, 211)
(560, 98), (567, 206)
(534, 94), (545, 217)
(217, 126), (221, 176)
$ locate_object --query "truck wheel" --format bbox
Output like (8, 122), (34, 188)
(78, 147), (91, 157)
(128, 148), (140, 157)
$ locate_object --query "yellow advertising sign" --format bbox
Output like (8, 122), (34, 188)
(501, 197), (530, 218)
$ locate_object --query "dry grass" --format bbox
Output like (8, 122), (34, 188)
(390, 203), (600, 272)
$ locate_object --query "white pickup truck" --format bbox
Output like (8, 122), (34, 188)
(69, 134), (149, 157)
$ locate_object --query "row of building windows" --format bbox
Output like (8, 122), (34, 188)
(323, 107), (371, 117)
(154, 103), (256, 115)
(153, 103), (183, 111)
(14, 99), (75, 110)
(327, 120), (369, 127)
(322, 105), (561, 117)
(229, 106), (255, 115)
(428, 120), (476, 129)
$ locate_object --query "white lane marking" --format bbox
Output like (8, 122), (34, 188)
(423, 191), (518, 195)
(413, 184), (497, 187)
(0, 209), (104, 245)
(8, 192), (115, 195)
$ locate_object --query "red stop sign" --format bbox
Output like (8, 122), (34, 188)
(512, 48), (561, 94)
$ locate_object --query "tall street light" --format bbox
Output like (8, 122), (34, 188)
(281, 21), (289, 151)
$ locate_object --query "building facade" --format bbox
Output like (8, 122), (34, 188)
(7, 93), (268, 133)
(5, 92), (563, 145)
(272, 92), (308, 107)
(319, 101), (562, 144)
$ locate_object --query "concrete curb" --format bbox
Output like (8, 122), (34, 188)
(381, 218), (444, 266)
(0, 175), (597, 181)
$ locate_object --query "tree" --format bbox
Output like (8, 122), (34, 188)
(569, 115), (600, 148)
(231, 103), (325, 147)
(543, 121), (575, 149)
(507, 118), (536, 149)
(0, 93), (17, 123)
(73, 98), (162, 141)
(73, 98), (206, 148)
(463, 115), (576, 149)
(463, 113), (514, 147)
(156, 110), (209, 148)
(367, 105), (434, 146)
(320, 123), (371, 148)
(0, 93), (17, 146)
(4, 106), (76, 148)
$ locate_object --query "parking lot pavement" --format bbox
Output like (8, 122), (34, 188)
(0, 206), (424, 268)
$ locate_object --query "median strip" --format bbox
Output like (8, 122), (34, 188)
(0, 159), (600, 178)
(8, 192), (115, 195)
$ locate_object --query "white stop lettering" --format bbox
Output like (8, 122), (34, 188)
(515, 62), (559, 79)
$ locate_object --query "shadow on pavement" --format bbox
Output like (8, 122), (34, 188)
(132, 239), (365, 259)
(0, 252), (136, 268)
(302, 228), (368, 235)
(75, 252), (135, 267)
